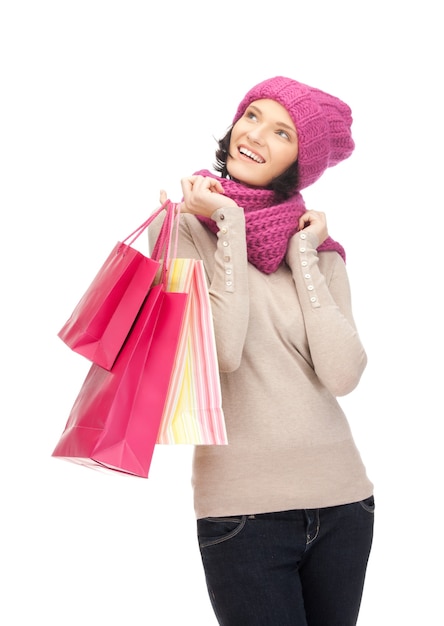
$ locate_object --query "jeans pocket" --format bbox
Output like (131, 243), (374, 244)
(359, 495), (375, 513)
(197, 515), (247, 548)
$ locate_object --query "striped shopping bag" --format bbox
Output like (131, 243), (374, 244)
(156, 257), (228, 446)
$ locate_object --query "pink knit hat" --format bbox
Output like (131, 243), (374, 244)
(233, 76), (355, 190)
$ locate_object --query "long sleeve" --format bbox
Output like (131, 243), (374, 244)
(148, 206), (250, 372)
(286, 230), (367, 396)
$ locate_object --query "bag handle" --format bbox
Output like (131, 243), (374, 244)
(152, 202), (182, 285)
(119, 199), (181, 284)
(153, 204), (181, 258)
(122, 200), (172, 248)
(150, 201), (175, 260)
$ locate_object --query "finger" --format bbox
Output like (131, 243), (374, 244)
(181, 175), (200, 188)
(180, 175), (200, 191)
(208, 179), (225, 194)
(298, 213), (311, 229)
(159, 189), (167, 204)
(180, 177), (194, 200)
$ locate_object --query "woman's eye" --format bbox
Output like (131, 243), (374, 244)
(246, 111), (257, 121)
(277, 129), (290, 140)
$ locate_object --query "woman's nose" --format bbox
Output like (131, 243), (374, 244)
(247, 126), (265, 145)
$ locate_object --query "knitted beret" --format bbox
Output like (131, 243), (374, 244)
(232, 76), (355, 191)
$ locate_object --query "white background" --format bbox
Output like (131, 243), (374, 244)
(1, 1), (442, 624)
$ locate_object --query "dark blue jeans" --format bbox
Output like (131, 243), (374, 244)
(197, 497), (374, 625)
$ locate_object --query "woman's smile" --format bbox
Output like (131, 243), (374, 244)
(238, 145), (266, 164)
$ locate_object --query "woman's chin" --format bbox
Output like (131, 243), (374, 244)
(227, 162), (269, 188)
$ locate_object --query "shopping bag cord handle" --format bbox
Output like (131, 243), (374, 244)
(118, 199), (181, 285)
(122, 200), (172, 247)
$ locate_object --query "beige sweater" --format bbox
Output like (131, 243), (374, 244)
(149, 206), (373, 519)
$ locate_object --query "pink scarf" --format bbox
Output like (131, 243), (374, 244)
(194, 169), (345, 274)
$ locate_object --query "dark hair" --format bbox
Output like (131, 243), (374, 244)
(213, 127), (299, 199)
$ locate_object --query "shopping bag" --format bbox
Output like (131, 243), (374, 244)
(156, 257), (228, 446)
(52, 201), (185, 477)
(52, 283), (188, 477)
(57, 202), (170, 371)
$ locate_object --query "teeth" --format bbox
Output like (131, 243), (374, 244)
(239, 147), (265, 163)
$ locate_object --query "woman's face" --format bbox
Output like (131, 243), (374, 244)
(227, 98), (299, 187)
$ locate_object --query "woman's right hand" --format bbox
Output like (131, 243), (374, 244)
(180, 175), (238, 218)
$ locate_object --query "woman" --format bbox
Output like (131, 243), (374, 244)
(150, 76), (374, 626)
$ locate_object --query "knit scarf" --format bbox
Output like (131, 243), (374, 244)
(194, 169), (345, 274)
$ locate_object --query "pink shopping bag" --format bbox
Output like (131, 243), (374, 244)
(57, 202), (171, 370)
(52, 283), (188, 477)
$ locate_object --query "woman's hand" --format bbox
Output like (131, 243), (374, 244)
(180, 175), (238, 218)
(160, 176), (238, 218)
(298, 210), (328, 245)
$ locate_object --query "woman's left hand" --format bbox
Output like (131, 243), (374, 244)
(298, 210), (328, 245)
